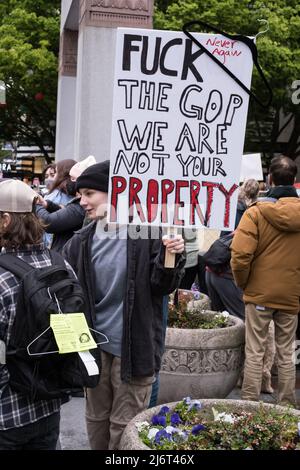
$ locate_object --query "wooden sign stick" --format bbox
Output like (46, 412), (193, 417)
(164, 227), (178, 268)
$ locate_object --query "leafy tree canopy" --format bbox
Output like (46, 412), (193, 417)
(0, 0), (61, 161)
(154, 0), (300, 159)
(0, 1), (299, 160)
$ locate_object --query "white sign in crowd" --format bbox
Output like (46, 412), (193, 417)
(240, 153), (263, 182)
(108, 28), (253, 230)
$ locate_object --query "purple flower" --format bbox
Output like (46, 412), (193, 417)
(159, 406), (170, 415)
(170, 412), (181, 425)
(173, 430), (189, 443)
(191, 424), (206, 435)
(151, 414), (167, 427)
(183, 396), (192, 405)
(154, 429), (172, 445)
(188, 400), (202, 412)
(172, 428), (189, 442)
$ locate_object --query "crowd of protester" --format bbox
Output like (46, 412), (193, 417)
(0, 154), (299, 450)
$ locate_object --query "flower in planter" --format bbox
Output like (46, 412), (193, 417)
(137, 398), (300, 450)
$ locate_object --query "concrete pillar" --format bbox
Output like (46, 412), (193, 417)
(56, 0), (153, 163)
(55, 28), (78, 160)
(74, 24), (116, 162)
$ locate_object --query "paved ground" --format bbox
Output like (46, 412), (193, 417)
(59, 370), (300, 450)
(60, 397), (89, 450)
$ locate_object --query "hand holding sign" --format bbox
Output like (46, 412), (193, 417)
(163, 231), (184, 267)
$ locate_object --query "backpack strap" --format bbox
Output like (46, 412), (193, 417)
(0, 251), (68, 279)
(219, 232), (234, 243)
(49, 249), (67, 268)
(0, 254), (34, 279)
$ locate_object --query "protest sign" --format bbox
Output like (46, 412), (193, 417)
(240, 153), (263, 182)
(108, 28), (253, 230)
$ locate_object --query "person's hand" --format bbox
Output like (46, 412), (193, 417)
(162, 234), (184, 254)
(36, 194), (48, 208)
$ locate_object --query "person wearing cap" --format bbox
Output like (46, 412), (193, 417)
(63, 160), (185, 450)
(0, 180), (74, 450)
(69, 155), (96, 181)
(35, 157), (97, 253)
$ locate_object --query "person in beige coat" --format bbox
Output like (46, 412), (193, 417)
(231, 155), (300, 406)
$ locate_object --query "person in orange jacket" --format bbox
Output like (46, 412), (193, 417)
(231, 155), (300, 406)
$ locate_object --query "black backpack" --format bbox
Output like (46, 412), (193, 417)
(203, 232), (234, 274)
(0, 251), (101, 401)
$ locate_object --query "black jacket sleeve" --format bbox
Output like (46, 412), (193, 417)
(46, 200), (61, 213)
(35, 201), (85, 234)
(61, 232), (80, 271)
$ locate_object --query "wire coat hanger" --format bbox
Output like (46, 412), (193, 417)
(27, 326), (109, 356)
(27, 292), (109, 356)
(182, 19), (273, 108)
(255, 19), (269, 39)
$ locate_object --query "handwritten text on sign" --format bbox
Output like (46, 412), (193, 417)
(108, 29), (253, 230)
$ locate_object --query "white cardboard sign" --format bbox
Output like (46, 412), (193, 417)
(108, 28), (253, 230)
(240, 153), (263, 182)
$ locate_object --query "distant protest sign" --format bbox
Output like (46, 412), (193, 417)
(108, 28), (253, 230)
(240, 153), (263, 182)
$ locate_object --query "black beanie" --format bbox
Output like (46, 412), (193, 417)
(76, 160), (110, 193)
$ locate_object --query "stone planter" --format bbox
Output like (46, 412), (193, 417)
(157, 311), (245, 404)
(119, 399), (300, 450)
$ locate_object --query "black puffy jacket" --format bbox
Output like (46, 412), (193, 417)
(35, 197), (85, 253)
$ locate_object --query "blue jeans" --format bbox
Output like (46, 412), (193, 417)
(149, 296), (169, 408)
(0, 412), (60, 450)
